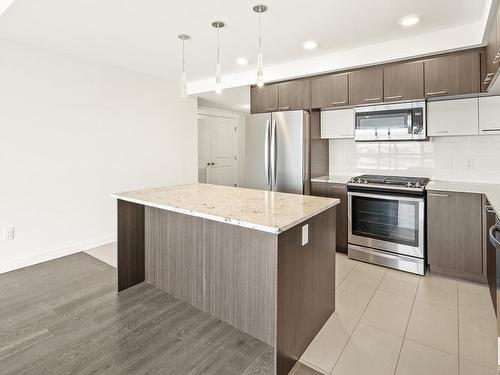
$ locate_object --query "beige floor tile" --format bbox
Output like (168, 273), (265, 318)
(459, 358), (497, 375)
(344, 262), (386, 288)
(459, 313), (498, 369)
(458, 281), (496, 322)
(406, 301), (458, 355)
(336, 254), (356, 276)
(416, 276), (457, 310)
(335, 280), (376, 321)
(395, 339), (458, 375)
(332, 323), (403, 375)
(378, 270), (420, 299)
(85, 242), (117, 268)
(360, 290), (413, 336)
(300, 313), (357, 374)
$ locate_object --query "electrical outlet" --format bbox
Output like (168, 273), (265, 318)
(3, 227), (14, 240)
(466, 158), (474, 169)
(301, 224), (309, 246)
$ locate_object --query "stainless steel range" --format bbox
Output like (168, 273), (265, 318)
(347, 175), (430, 275)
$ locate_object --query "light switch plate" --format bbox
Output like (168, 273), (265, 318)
(302, 224), (309, 246)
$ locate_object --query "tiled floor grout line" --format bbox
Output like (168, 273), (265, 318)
(392, 277), (420, 375)
(328, 265), (387, 375)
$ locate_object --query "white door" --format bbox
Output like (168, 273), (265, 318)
(198, 117), (211, 183)
(198, 115), (238, 187)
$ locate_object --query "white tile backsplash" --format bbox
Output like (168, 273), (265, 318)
(329, 135), (500, 183)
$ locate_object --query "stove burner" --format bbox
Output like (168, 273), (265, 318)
(348, 174), (430, 190)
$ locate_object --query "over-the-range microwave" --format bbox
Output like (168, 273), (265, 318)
(354, 101), (426, 142)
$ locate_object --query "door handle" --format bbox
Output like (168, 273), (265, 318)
(364, 97), (381, 102)
(428, 193), (449, 197)
(385, 95), (403, 101)
(331, 100), (347, 106)
(265, 107), (277, 112)
(278, 106), (291, 111)
(264, 119), (270, 188)
(271, 119), (277, 188)
(426, 90), (447, 97)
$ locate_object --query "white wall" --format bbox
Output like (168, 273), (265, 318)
(329, 135), (500, 183)
(0, 39), (198, 273)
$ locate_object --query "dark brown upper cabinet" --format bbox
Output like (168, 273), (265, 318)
(349, 67), (384, 106)
(424, 52), (480, 98)
(250, 84), (278, 113)
(384, 61), (424, 101)
(278, 80), (310, 110)
(310, 73), (349, 108)
(484, 12), (500, 89)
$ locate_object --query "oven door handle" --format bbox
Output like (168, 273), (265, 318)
(348, 191), (425, 203)
(490, 224), (500, 248)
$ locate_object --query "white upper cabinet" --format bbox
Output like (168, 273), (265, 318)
(479, 96), (500, 134)
(427, 98), (479, 137)
(320, 108), (354, 139)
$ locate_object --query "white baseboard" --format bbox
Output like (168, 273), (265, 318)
(0, 233), (117, 274)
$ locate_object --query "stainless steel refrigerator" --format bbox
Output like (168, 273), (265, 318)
(245, 110), (310, 194)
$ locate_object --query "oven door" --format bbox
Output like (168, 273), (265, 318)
(348, 191), (425, 258)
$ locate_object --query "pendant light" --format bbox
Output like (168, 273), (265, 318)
(253, 4), (267, 87)
(177, 34), (190, 98)
(212, 21), (225, 94)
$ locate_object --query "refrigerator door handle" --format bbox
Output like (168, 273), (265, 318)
(271, 119), (277, 189)
(264, 120), (270, 189)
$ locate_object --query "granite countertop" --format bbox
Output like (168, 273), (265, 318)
(111, 183), (339, 234)
(311, 175), (352, 184)
(427, 180), (500, 216)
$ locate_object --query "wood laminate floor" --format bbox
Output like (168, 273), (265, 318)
(0, 252), (275, 375)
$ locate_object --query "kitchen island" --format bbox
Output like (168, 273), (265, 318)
(111, 184), (338, 375)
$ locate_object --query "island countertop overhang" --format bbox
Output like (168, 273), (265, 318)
(111, 183), (339, 234)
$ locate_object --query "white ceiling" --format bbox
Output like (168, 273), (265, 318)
(0, 0), (492, 92)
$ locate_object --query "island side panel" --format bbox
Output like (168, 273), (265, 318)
(276, 206), (336, 375)
(117, 199), (145, 292)
(144, 206), (278, 347)
(144, 207), (204, 308)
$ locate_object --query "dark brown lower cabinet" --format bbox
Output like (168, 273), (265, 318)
(311, 181), (348, 253)
(427, 190), (486, 283)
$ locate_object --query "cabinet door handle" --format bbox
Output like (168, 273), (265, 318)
(481, 128), (500, 132)
(385, 95), (403, 101)
(433, 130), (449, 134)
(278, 106), (291, 110)
(364, 97), (381, 102)
(331, 100), (347, 106)
(426, 91), (447, 97)
(428, 193), (449, 198)
(265, 107), (277, 111)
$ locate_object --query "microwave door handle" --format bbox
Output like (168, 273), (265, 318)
(407, 110), (413, 135)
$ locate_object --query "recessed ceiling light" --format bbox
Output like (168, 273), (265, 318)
(302, 40), (318, 50)
(399, 15), (420, 27)
(236, 57), (249, 66)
